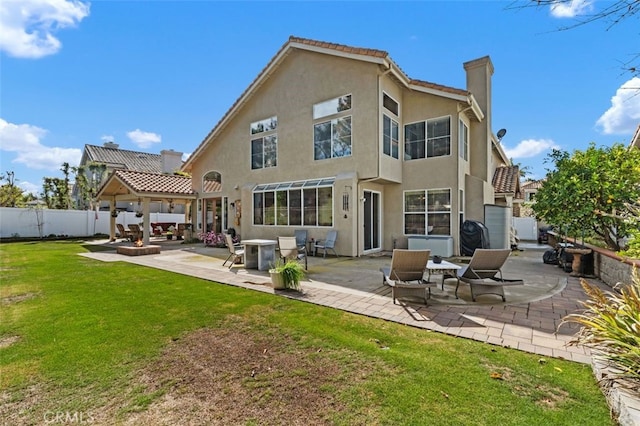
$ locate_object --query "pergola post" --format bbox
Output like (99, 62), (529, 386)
(109, 198), (117, 242)
(143, 197), (151, 246)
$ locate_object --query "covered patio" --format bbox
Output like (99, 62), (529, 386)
(96, 170), (196, 246)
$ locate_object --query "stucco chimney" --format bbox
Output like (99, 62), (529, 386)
(463, 56), (493, 130)
(161, 149), (183, 174)
(103, 141), (119, 149)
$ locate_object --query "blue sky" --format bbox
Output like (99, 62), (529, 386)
(1, 0), (638, 195)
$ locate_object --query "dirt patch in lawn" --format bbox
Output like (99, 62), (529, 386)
(118, 321), (384, 425)
(1, 292), (38, 305)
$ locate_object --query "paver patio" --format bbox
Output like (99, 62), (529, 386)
(82, 240), (613, 365)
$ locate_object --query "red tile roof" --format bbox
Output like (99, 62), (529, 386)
(113, 170), (195, 195)
(492, 166), (520, 194)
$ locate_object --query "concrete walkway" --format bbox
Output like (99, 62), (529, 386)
(82, 240), (610, 365)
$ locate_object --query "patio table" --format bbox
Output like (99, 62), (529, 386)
(241, 239), (277, 271)
(426, 260), (461, 290)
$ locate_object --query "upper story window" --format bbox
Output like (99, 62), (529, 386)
(383, 93), (398, 115)
(382, 93), (399, 159)
(404, 116), (451, 160)
(250, 116), (277, 170)
(313, 95), (352, 160)
(313, 94), (351, 119)
(459, 120), (468, 161)
(383, 115), (399, 159)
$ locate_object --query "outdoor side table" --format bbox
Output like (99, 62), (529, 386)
(241, 239), (277, 271)
(426, 260), (462, 290)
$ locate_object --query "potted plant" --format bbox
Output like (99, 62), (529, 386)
(269, 259), (305, 290)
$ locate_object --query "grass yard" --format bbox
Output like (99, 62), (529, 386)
(0, 241), (614, 425)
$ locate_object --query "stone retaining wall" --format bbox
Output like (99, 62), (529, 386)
(546, 232), (638, 289)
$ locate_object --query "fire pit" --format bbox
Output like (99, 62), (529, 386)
(116, 240), (161, 256)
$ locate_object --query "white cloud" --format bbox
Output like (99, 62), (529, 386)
(18, 180), (41, 196)
(101, 135), (115, 143)
(182, 152), (192, 162)
(596, 77), (640, 135)
(549, 0), (593, 18)
(503, 138), (560, 159)
(127, 129), (161, 149)
(0, 118), (82, 170)
(0, 0), (90, 59)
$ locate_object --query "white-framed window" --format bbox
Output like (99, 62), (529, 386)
(403, 188), (451, 235)
(383, 115), (399, 159)
(313, 95), (352, 160)
(313, 94), (351, 119)
(383, 93), (399, 115)
(404, 116), (451, 160)
(459, 119), (468, 161)
(253, 178), (334, 227)
(250, 116), (277, 170)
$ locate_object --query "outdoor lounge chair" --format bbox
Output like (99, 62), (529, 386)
(313, 230), (338, 257)
(380, 249), (434, 305)
(278, 236), (307, 270)
(116, 224), (131, 241)
(222, 233), (244, 269)
(455, 248), (524, 301)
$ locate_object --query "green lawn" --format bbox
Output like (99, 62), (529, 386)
(0, 241), (613, 425)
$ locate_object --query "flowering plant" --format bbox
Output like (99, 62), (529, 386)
(198, 231), (238, 247)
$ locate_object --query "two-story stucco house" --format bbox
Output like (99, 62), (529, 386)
(179, 36), (514, 257)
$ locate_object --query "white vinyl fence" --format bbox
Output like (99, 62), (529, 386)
(0, 207), (187, 239)
(512, 217), (538, 241)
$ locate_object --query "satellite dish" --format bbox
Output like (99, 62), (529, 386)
(497, 128), (507, 141)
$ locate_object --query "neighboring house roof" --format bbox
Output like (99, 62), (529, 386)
(492, 166), (521, 195)
(83, 144), (163, 173)
(183, 35), (484, 171)
(96, 170), (196, 201)
(521, 180), (544, 191)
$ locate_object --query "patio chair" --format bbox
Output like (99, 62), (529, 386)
(455, 249), (524, 302)
(278, 236), (307, 270)
(127, 224), (142, 241)
(222, 233), (244, 269)
(380, 249), (434, 305)
(313, 230), (338, 258)
(294, 229), (308, 252)
(116, 224), (131, 241)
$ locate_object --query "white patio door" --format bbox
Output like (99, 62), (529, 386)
(363, 190), (381, 252)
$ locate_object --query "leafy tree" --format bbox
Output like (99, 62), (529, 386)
(0, 171), (34, 207)
(72, 162), (107, 210)
(532, 143), (640, 250)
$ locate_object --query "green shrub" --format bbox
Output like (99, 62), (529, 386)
(619, 230), (640, 260)
(562, 269), (640, 383)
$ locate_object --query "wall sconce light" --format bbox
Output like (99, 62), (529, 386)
(342, 185), (351, 212)
(234, 185), (239, 190)
(230, 202), (235, 208)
